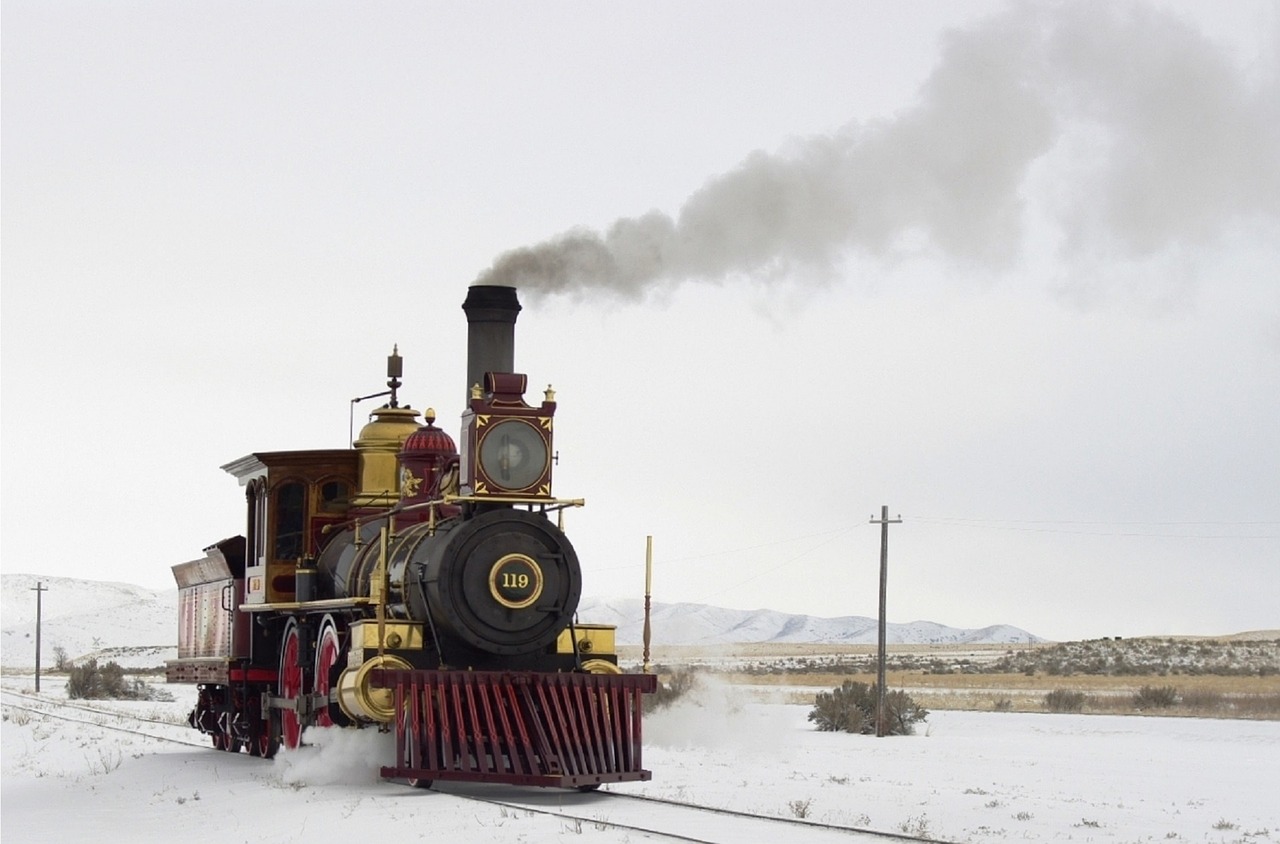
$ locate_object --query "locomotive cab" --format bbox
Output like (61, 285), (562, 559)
(220, 448), (362, 606)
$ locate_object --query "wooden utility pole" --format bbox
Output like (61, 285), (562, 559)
(870, 507), (901, 737)
(31, 581), (48, 693)
(642, 536), (653, 674)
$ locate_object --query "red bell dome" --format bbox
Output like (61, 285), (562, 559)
(401, 414), (457, 459)
(397, 409), (461, 519)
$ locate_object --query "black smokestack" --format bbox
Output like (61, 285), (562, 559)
(461, 284), (522, 403)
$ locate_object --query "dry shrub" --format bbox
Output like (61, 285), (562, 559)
(1043, 689), (1087, 713)
(1179, 688), (1225, 710)
(1229, 693), (1280, 718)
(1133, 685), (1179, 709)
(808, 680), (928, 735)
(67, 659), (155, 701)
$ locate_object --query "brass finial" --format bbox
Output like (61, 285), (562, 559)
(387, 345), (403, 408)
(544, 384), (556, 403)
(470, 383), (482, 400)
(424, 407), (436, 425)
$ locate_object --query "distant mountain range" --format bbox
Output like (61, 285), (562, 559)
(577, 597), (1043, 647)
(1, 573), (1042, 668)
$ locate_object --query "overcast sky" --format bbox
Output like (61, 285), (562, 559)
(3, 1), (1277, 641)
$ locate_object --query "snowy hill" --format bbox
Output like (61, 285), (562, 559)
(1, 573), (1041, 669)
(2, 574), (177, 669)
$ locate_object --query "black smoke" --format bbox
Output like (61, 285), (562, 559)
(474, 2), (1279, 299)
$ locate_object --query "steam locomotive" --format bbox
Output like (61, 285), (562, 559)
(165, 285), (655, 789)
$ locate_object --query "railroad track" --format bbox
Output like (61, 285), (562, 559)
(3, 690), (953, 843)
(604, 791), (955, 843)
(427, 781), (957, 843)
(0, 689), (206, 749)
(2, 689), (187, 728)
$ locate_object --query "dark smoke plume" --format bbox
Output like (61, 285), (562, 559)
(474, 2), (1279, 298)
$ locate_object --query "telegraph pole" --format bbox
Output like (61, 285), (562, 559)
(31, 581), (48, 693)
(870, 507), (901, 737)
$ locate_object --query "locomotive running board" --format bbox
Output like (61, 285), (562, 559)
(373, 668), (657, 789)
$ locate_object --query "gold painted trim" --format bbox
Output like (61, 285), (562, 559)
(238, 597), (374, 613)
(336, 654), (413, 723)
(581, 659), (623, 675)
(556, 624), (617, 655)
(349, 620), (424, 651)
(444, 494), (584, 507)
(487, 553), (544, 609)
(399, 466), (422, 498)
(474, 417), (550, 494)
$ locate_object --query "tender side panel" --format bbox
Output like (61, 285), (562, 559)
(178, 578), (235, 659)
(168, 542), (246, 682)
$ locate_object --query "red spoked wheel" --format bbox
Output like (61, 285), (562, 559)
(247, 713), (279, 759)
(313, 618), (343, 728)
(279, 620), (304, 751)
(244, 683), (278, 759)
(214, 708), (241, 752)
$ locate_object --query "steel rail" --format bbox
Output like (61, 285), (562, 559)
(1, 698), (208, 749)
(598, 790), (959, 844)
(1, 689), (188, 729)
(423, 782), (957, 844)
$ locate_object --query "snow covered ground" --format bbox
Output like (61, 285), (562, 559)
(3, 674), (1276, 843)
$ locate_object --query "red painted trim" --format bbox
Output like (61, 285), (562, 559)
(227, 667), (277, 683)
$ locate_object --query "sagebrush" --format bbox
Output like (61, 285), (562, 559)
(67, 659), (159, 701)
(1043, 689), (1087, 712)
(808, 680), (928, 735)
(1133, 685), (1179, 709)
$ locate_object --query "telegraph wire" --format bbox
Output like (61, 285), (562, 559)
(907, 515), (1278, 540)
(910, 516), (1279, 526)
(584, 515), (1275, 635)
(584, 526), (860, 634)
(587, 525), (857, 572)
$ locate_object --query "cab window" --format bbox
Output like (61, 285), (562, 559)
(320, 480), (349, 512)
(274, 482), (306, 560)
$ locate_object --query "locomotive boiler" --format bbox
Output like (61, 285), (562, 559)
(166, 285), (655, 789)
